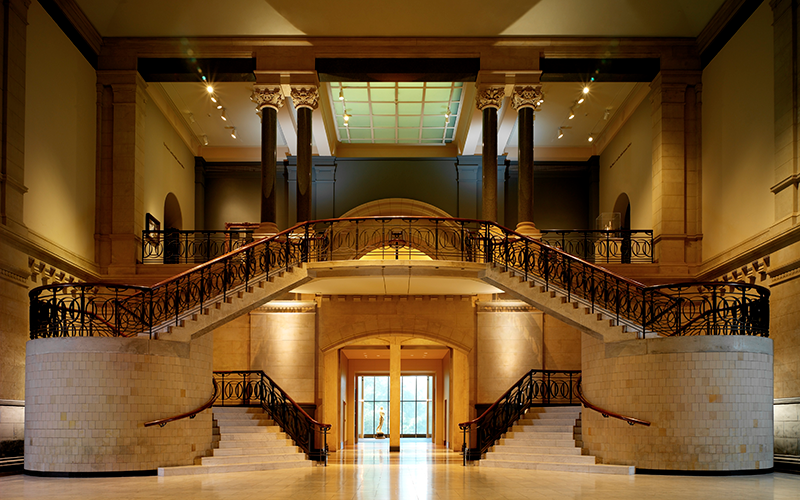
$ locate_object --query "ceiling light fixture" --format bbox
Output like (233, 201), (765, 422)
(558, 128), (564, 139)
(202, 135), (208, 146)
(220, 108), (227, 121)
(343, 110), (350, 124)
(206, 85), (214, 94)
(583, 86), (590, 94)
(603, 108), (611, 120)
(577, 96), (585, 104)
(210, 94), (218, 103)
(188, 113), (196, 124)
(339, 89), (344, 101)
(568, 107), (575, 120)
(588, 134), (594, 142)
(230, 128), (237, 139)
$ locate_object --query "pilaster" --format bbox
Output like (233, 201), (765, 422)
(0, 0), (31, 235)
(96, 70), (148, 275)
(650, 70), (702, 265)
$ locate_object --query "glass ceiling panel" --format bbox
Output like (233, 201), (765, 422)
(329, 82), (464, 145)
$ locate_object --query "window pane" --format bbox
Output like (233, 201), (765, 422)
(417, 402), (428, 435)
(375, 376), (389, 401)
(402, 402), (416, 434)
(363, 376), (374, 401)
(363, 402), (375, 435)
(417, 376), (428, 400)
(402, 377), (415, 400)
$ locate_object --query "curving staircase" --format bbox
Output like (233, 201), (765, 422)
(480, 407), (634, 474)
(159, 407), (310, 476)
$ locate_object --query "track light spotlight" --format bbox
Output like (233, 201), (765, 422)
(603, 108), (611, 121)
(558, 128), (564, 139)
(583, 86), (590, 94)
(339, 89), (344, 101)
(220, 108), (227, 121)
(230, 128), (237, 139)
(210, 94), (218, 103)
(577, 96), (585, 104)
(202, 135), (209, 146)
(343, 111), (350, 123)
(206, 85), (214, 94)
(588, 134), (594, 142)
(568, 108), (575, 120)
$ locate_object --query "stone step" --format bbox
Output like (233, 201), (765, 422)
(503, 431), (574, 441)
(218, 433), (289, 443)
(158, 460), (311, 476)
(485, 452), (596, 465)
(214, 416), (275, 425)
(496, 437), (576, 448)
(215, 425), (281, 433)
(517, 416), (579, 425)
(511, 424), (576, 433)
(490, 444), (583, 456)
(480, 460), (634, 475)
(213, 445), (300, 456)
(202, 453), (306, 466)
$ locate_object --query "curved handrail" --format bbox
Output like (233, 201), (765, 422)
(214, 370), (330, 430)
(28, 216), (769, 340)
(575, 375), (650, 427)
(143, 377), (219, 428)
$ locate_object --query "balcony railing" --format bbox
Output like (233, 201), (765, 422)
(29, 217), (769, 340)
(540, 229), (654, 264)
(142, 229), (255, 264)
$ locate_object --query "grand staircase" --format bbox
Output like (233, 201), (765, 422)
(159, 407), (311, 476)
(481, 406), (634, 474)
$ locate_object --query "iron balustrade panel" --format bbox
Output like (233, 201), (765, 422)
(540, 229), (654, 264)
(142, 230), (255, 264)
(29, 217), (770, 341)
(460, 370), (580, 460)
(214, 370), (328, 461)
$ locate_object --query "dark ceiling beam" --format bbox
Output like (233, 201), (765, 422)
(697, 0), (764, 68)
(137, 57), (256, 82)
(37, 0), (102, 68)
(539, 58), (661, 83)
(316, 58), (480, 82)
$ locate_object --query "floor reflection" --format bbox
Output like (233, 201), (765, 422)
(334, 437), (462, 465)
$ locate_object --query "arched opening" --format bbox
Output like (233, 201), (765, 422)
(613, 193), (631, 263)
(163, 193), (183, 263)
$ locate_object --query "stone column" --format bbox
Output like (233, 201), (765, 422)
(649, 71), (701, 265)
(322, 349), (339, 452)
(389, 342), (401, 452)
(476, 86), (504, 222)
(291, 86), (319, 223)
(512, 85), (543, 237)
(451, 349), (469, 452)
(251, 86), (285, 235)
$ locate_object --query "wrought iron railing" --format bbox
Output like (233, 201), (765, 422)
(142, 229), (255, 264)
(459, 369), (580, 462)
(213, 370), (329, 463)
(29, 217), (770, 340)
(540, 229), (654, 264)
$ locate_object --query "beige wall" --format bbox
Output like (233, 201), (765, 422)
(701, 2), (774, 260)
(24, 335), (214, 473)
(212, 314), (250, 371)
(768, 243), (800, 399)
(599, 96), (652, 229)
(23, 1), (96, 261)
(581, 333), (773, 471)
(543, 314), (581, 371)
(250, 306), (316, 403)
(143, 94), (196, 230)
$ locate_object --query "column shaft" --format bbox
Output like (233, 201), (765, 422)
(297, 107), (313, 222)
(517, 107), (534, 224)
(389, 343), (401, 452)
(482, 107), (498, 222)
(260, 106), (278, 226)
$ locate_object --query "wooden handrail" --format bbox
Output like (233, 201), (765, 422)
(575, 375), (650, 426)
(144, 378), (219, 428)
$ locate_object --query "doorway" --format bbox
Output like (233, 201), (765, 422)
(357, 375), (389, 438)
(401, 375), (433, 438)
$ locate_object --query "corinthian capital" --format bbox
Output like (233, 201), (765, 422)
(290, 86), (320, 110)
(251, 86), (285, 111)
(476, 86), (505, 111)
(511, 85), (543, 111)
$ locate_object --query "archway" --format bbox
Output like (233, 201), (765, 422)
(612, 193), (631, 263)
(163, 193), (183, 263)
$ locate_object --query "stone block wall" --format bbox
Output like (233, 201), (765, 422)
(581, 334), (773, 472)
(24, 335), (214, 473)
(775, 399), (800, 456)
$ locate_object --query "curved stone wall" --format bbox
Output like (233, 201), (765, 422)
(581, 334), (773, 472)
(24, 335), (213, 474)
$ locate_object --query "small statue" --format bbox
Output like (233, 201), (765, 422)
(375, 406), (385, 437)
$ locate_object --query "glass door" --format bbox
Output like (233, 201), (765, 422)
(401, 375), (433, 438)
(358, 375), (390, 438)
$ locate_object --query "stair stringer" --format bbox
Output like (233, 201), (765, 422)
(479, 265), (638, 343)
(156, 265), (312, 343)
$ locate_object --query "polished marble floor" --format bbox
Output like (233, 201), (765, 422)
(2, 439), (799, 499)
